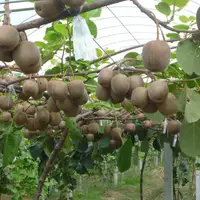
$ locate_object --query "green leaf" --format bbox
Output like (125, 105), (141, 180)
(117, 138), (133, 172)
(54, 24), (68, 37)
(133, 145), (139, 165)
(87, 8), (102, 18)
(176, 86), (187, 112)
(177, 39), (200, 75)
(180, 119), (200, 157)
(185, 88), (200, 123)
(179, 15), (189, 23)
(155, 2), (171, 16)
(66, 118), (82, 140)
(3, 129), (22, 167)
(86, 19), (97, 38)
(166, 33), (180, 39)
(140, 139), (149, 153)
(97, 136), (111, 149)
(173, 24), (189, 30)
(162, 0), (189, 7)
(145, 111), (165, 123)
(44, 31), (63, 42)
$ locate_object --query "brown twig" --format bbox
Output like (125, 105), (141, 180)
(3, 0), (10, 25)
(34, 128), (69, 200)
(130, 0), (199, 34)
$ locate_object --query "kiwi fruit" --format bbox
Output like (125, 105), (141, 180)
(23, 103), (36, 115)
(96, 85), (110, 101)
(35, 117), (48, 131)
(68, 80), (85, 99)
(64, 105), (81, 117)
(25, 118), (36, 131)
(47, 80), (68, 100)
(103, 124), (112, 136)
(110, 90), (125, 104)
(0, 50), (13, 62)
(34, 0), (64, 19)
(86, 134), (95, 141)
(143, 99), (157, 113)
(131, 87), (148, 108)
(125, 122), (136, 132)
(111, 127), (122, 141)
(88, 122), (99, 134)
(109, 138), (122, 149)
(15, 104), (24, 112)
(37, 78), (48, 93)
(24, 129), (32, 139)
(157, 93), (178, 116)
(81, 125), (89, 135)
(98, 68), (114, 88)
(95, 109), (107, 117)
(127, 75), (144, 98)
(196, 7), (200, 30)
(143, 120), (152, 128)
(1, 112), (11, 122)
(18, 93), (29, 101)
(12, 41), (41, 74)
(111, 74), (130, 96)
(14, 111), (27, 126)
(136, 113), (144, 120)
(0, 25), (19, 51)
(0, 95), (14, 111)
(148, 80), (168, 103)
(22, 79), (39, 97)
(74, 89), (89, 105)
(56, 96), (76, 112)
(49, 112), (61, 126)
(167, 120), (181, 135)
(36, 108), (50, 125)
(59, 121), (66, 129)
(142, 40), (171, 72)
(47, 96), (60, 112)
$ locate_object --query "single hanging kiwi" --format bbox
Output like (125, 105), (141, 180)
(37, 78), (48, 93)
(142, 40), (171, 72)
(131, 87), (148, 108)
(88, 122), (99, 134)
(147, 80), (169, 103)
(1, 111), (11, 122)
(157, 93), (178, 116)
(142, 99), (158, 113)
(0, 50), (13, 62)
(68, 80), (85, 99)
(98, 68), (114, 88)
(49, 112), (61, 126)
(0, 25), (20, 51)
(111, 74), (130, 96)
(14, 111), (27, 126)
(0, 95), (14, 111)
(34, 0), (64, 19)
(96, 85), (110, 101)
(74, 89), (89, 105)
(167, 120), (182, 135)
(110, 90), (125, 104)
(36, 108), (50, 125)
(47, 96), (60, 112)
(22, 79), (39, 97)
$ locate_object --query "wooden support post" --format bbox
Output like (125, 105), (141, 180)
(164, 142), (173, 200)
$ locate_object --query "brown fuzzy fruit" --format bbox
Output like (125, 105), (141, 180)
(68, 80), (85, 99)
(25, 118), (36, 131)
(111, 127), (122, 141)
(148, 80), (169, 103)
(47, 97), (60, 112)
(14, 111), (27, 126)
(95, 109), (107, 117)
(96, 85), (110, 101)
(142, 40), (171, 72)
(37, 78), (48, 93)
(12, 41), (41, 74)
(81, 125), (89, 134)
(104, 124), (112, 136)
(111, 74), (130, 96)
(143, 99), (157, 113)
(74, 89), (89, 105)
(143, 120), (152, 128)
(0, 50), (13, 62)
(34, 0), (64, 19)
(88, 122), (99, 134)
(49, 112), (61, 126)
(23, 104), (36, 116)
(47, 80), (68, 100)
(1, 112), (11, 122)
(36, 108), (50, 125)
(136, 113), (144, 120)
(110, 90), (125, 104)
(0, 25), (20, 51)
(131, 87), (148, 108)
(86, 134), (95, 141)
(157, 93), (178, 116)
(196, 7), (200, 30)
(0, 95), (14, 111)
(125, 123), (136, 132)
(64, 105), (81, 117)
(24, 129), (32, 139)
(15, 104), (24, 112)
(56, 96), (76, 112)
(35, 117), (48, 131)
(59, 121), (66, 129)
(98, 68), (114, 88)
(22, 79), (39, 97)
(18, 93), (29, 101)
(167, 120), (182, 135)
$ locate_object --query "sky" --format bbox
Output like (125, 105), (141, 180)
(0, 0), (199, 73)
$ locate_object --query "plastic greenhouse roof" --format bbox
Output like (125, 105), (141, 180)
(0, 0), (199, 72)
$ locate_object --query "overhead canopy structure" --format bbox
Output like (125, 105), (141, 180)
(0, 0), (199, 70)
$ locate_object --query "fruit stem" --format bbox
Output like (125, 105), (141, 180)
(3, 0), (10, 25)
(150, 11), (160, 40)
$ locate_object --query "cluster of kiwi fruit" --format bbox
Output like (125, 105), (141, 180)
(0, 25), (41, 75)
(34, 0), (85, 19)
